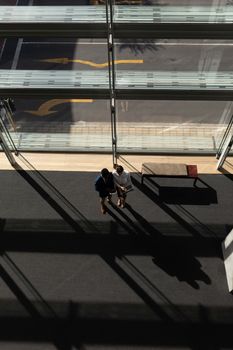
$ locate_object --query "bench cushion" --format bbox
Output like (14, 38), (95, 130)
(141, 163), (188, 176)
(187, 164), (198, 177)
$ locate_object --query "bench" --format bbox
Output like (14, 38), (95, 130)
(141, 162), (198, 185)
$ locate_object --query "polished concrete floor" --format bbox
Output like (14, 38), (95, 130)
(0, 152), (232, 349)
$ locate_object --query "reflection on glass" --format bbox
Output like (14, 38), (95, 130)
(1, 70), (233, 91)
(1, 5), (233, 24)
(116, 100), (233, 153)
(11, 98), (111, 152)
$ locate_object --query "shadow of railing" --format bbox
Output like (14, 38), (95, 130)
(14, 162), (84, 234)
(0, 298), (232, 348)
(0, 218), (224, 257)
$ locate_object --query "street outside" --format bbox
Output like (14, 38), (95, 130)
(0, 0), (232, 151)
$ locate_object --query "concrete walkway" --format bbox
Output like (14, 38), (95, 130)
(0, 151), (233, 174)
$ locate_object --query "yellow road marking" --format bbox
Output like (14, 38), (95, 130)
(25, 99), (93, 116)
(40, 58), (144, 67)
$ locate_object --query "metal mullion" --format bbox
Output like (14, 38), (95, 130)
(106, 0), (117, 167)
(216, 114), (233, 159)
(0, 105), (18, 155)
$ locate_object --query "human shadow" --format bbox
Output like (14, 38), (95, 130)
(125, 204), (211, 289)
(108, 201), (145, 235)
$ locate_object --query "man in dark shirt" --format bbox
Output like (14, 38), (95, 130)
(95, 168), (115, 214)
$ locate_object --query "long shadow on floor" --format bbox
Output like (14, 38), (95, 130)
(14, 162), (85, 235)
(118, 203), (212, 290)
(0, 258), (75, 350)
(158, 186), (218, 205)
(131, 175), (218, 239)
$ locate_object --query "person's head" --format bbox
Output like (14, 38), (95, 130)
(101, 168), (109, 179)
(116, 165), (124, 175)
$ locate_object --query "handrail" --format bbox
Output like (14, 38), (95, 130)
(1, 70), (233, 100)
(1, 5), (233, 38)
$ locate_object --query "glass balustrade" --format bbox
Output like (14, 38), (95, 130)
(1, 3), (233, 155)
(1, 70), (233, 92)
(0, 5), (233, 24)
(116, 99), (233, 154)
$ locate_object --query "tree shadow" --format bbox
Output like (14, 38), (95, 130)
(119, 39), (160, 55)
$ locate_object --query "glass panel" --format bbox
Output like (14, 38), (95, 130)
(114, 5), (233, 23)
(0, 35), (111, 152)
(12, 98), (111, 152)
(115, 71), (233, 90)
(114, 38), (233, 74)
(0, 6), (106, 23)
(116, 100), (233, 153)
(2, 4), (233, 24)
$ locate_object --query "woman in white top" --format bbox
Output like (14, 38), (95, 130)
(112, 165), (133, 208)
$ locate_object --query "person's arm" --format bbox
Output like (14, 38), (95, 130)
(106, 173), (116, 192)
(124, 171), (132, 188)
(112, 171), (121, 187)
(95, 177), (102, 192)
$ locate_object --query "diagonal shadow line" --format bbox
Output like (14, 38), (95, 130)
(125, 203), (163, 238)
(131, 176), (203, 238)
(17, 153), (89, 224)
(109, 202), (146, 235)
(1, 252), (57, 318)
(144, 177), (218, 238)
(223, 160), (233, 170)
(118, 255), (191, 324)
(174, 205), (218, 238)
(118, 156), (191, 236)
(13, 162), (84, 235)
(106, 206), (138, 237)
(10, 156), (193, 329)
(104, 206), (194, 323)
(102, 254), (173, 324)
(219, 167), (233, 181)
(0, 264), (71, 350)
(125, 204), (212, 289)
(118, 155), (141, 174)
(194, 177), (213, 189)
(84, 207), (184, 322)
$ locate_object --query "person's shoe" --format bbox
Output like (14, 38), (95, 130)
(107, 195), (112, 203)
(117, 198), (121, 207)
(101, 205), (107, 214)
